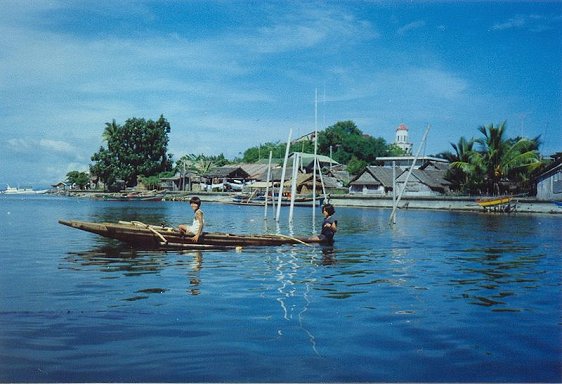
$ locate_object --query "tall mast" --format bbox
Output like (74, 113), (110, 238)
(389, 123), (431, 225)
(276, 129), (292, 222)
(312, 89), (318, 225)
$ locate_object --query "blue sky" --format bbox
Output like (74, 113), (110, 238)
(1, 1), (561, 187)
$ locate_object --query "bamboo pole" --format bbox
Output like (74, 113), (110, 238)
(264, 151), (273, 219)
(392, 160), (397, 225)
(289, 153), (299, 223)
(312, 89), (318, 224)
(271, 233), (312, 247)
(130, 220), (169, 244)
(276, 129), (292, 222)
(389, 124), (431, 225)
(316, 157), (327, 199)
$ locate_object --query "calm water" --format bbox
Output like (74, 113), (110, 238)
(0, 194), (560, 382)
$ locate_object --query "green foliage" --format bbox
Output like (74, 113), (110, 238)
(176, 153), (231, 176)
(317, 121), (389, 165)
(346, 156), (368, 175)
(387, 144), (407, 157)
(241, 121), (390, 174)
(448, 121), (543, 195)
(138, 174), (162, 190)
(66, 171), (90, 189)
(242, 142), (285, 163)
(90, 115), (173, 190)
(439, 136), (479, 193)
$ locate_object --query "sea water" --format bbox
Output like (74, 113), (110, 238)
(0, 194), (560, 382)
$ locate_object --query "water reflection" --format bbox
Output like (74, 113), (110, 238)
(451, 240), (545, 311)
(89, 203), (173, 229)
(273, 248), (320, 355)
(320, 247), (337, 265)
(62, 244), (205, 299)
(182, 250), (202, 295)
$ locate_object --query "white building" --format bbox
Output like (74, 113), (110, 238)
(395, 123), (413, 154)
(535, 155), (562, 201)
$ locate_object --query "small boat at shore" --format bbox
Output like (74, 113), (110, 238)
(59, 220), (332, 250)
(231, 193), (324, 207)
(475, 196), (516, 212)
(97, 191), (165, 202)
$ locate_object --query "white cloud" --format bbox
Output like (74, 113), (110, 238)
(491, 13), (561, 32)
(39, 139), (77, 156)
(491, 15), (527, 31)
(397, 20), (426, 36)
(230, 4), (379, 54)
(5, 137), (84, 160)
(6, 138), (33, 153)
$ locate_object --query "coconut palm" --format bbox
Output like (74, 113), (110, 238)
(476, 121), (541, 195)
(177, 154), (218, 176)
(102, 119), (121, 151)
(445, 136), (481, 192)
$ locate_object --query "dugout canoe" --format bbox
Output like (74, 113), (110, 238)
(58, 219), (332, 250)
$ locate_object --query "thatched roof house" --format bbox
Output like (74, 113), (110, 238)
(349, 166), (398, 195)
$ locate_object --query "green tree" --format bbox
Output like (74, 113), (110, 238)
(242, 142), (287, 163)
(102, 119), (120, 143)
(138, 174), (170, 190)
(475, 121), (541, 195)
(446, 122), (543, 195)
(317, 121), (389, 166)
(90, 115), (173, 190)
(176, 154), (230, 176)
(66, 171), (90, 189)
(346, 156), (367, 175)
(443, 137), (480, 193)
(387, 144), (407, 157)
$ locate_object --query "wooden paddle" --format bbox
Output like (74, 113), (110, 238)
(268, 233), (312, 247)
(129, 220), (168, 244)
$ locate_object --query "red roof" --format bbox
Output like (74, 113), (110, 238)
(397, 123), (408, 131)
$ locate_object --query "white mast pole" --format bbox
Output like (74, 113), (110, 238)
(289, 153), (298, 223)
(276, 129), (292, 222)
(316, 158), (327, 198)
(389, 124), (431, 225)
(312, 89), (318, 224)
(264, 151), (273, 219)
(392, 160), (396, 225)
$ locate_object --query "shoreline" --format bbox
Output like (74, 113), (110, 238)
(57, 190), (562, 215)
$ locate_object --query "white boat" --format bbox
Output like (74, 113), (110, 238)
(2, 185), (48, 194)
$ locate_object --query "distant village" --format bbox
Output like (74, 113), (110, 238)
(51, 123), (562, 203)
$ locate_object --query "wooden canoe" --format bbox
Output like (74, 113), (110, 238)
(58, 219), (332, 250)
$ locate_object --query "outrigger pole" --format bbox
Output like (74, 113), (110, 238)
(389, 123), (431, 225)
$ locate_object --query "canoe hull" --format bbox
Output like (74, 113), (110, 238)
(58, 220), (331, 249)
(476, 196), (512, 207)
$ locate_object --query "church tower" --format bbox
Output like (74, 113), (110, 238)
(395, 123), (413, 154)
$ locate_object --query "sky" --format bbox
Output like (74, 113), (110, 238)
(1, 0), (561, 187)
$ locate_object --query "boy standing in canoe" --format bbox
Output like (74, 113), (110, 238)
(179, 196), (204, 242)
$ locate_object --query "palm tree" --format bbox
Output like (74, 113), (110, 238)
(102, 119), (120, 151)
(445, 136), (478, 192)
(177, 154), (218, 176)
(476, 121), (541, 195)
